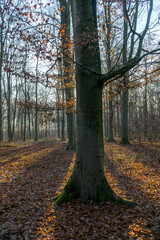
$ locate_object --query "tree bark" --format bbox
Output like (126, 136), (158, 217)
(120, 1), (130, 144)
(34, 54), (39, 141)
(105, 0), (114, 142)
(61, 83), (65, 141)
(144, 59), (148, 138)
(23, 71), (27, 141)
(54, 0), (134, 206)
(60, 0), (76, 150)
(56, 86), (60, 139)
(0, 4), (4, 142)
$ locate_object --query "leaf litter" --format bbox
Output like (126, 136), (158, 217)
(0, 139), (159, 239)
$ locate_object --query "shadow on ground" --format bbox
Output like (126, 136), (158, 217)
(0, 140), (159, 239)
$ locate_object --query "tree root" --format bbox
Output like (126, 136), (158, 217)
(53, 176), (137, 207)
(53, 176), (80, 205)
(97, 178), (137, 207)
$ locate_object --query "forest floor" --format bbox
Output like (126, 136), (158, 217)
(0, 138), (159, 240)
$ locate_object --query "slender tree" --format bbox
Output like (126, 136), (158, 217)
(0, 0), (4, 141)
(34, 51), (39, 141)
(120, 0), (130, 144)
(60, 0), (76, 150)
(104, 0), (115, 142)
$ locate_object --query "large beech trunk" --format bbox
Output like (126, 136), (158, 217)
(75, 70), (104, 201)
(55, 73), (129, 203)
(55, 77), (119, 203)
(54, 0), (134, 205)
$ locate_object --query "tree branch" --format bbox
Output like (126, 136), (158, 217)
(100, 48), (160, 86)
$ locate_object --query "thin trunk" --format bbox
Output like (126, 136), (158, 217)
(21, 109), (23, 140)
(11, 100), (16, 140)
(114, 103), (116, 135)
(66, 86), (76, 150)
(116, 95), (120, 137)
(121, 84), (129, 144)
(0, 7), (4, 141)
(23, 75), (27, 141)
(120, 1), (130, 144)
(108, 92), (114, 141)
(11, 78), (19, 140)
(103, 99), (106, 138)
(105, 1), (114, 142)
(56, 87), (60, 138)
(28, 108), (31, 138)
(31, 109), (34, 137)
(6, 72), (12, 141)
(61, 0), (76, 150)
(61, 76), (65, 141)
(35, 55), (38, 141)
(144, 59), (148, 138)
(45, 121), (48, 138)
(17, 109), (20, 140)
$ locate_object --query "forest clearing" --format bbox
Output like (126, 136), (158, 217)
(0, 139), (159, 239)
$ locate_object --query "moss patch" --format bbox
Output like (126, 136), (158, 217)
(97, 178), (137, 207)
(54, 175), (80, 205)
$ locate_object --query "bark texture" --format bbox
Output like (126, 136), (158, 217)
(55, 0), (134, 206)
(120, 1), (130, 145)
(60, 0), (76, 150)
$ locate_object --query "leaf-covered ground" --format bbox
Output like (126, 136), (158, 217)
(0, 139), (159, 239)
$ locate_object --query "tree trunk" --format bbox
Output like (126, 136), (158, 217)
(120, 84), (129, 144)
(120, 1), (130, 144)
(105, 0), (114, 142)
(23, 75), (27, 141)
(61, 86), (65, 141)
(34, 54), (38, 141)
(108, 89), (114, 141)
(28, 108), (31, 139)
(11, 79), (19, 141)
(6, 71), (13, 142)
(61, 0), (76, 150)
(144, 59), (148, 138)
(0, 10), (4, 142)
(56, 87), (60, 138)
(106, 97), (109, 139)
(55, 0), (133, 206)
(45, 120), (48, 138)
(66, 83), (76, 150)
(21, 109), (23, 140)
(116, 95), (120, 137)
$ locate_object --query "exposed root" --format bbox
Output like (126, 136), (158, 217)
(52, 193), (61, 201)
(97, 178), (137, 207)
(53, 175), (80, 205)
(53, 176), (137, 207)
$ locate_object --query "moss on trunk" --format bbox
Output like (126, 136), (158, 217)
(54, 175), (80, 205)
(54, 175), (136, 207)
